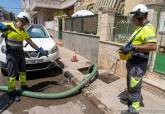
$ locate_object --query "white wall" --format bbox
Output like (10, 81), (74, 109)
(159, 12), (165, 32)
(37, 9), (55, 25)
(45, 21), (55, 30)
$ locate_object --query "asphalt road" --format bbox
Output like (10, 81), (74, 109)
(0, 67), (103, 114)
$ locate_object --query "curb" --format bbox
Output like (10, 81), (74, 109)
(82, 89), (114, 114)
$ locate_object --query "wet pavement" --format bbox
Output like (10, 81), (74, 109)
(0, 67), (103, 114)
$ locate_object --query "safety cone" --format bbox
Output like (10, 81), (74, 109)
(71, 48), (79, 62)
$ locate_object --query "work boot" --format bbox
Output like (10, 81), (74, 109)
(118, 90), (129, 100)
(118, 90), (129, 105)
(121, 110), (139, 114)
(7, 90), (21, 102)
(120, 99), (144, 107)
(118, 90), (144, 107)
(21, 85), (31, 91)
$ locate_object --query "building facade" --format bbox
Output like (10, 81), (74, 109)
(124, 0), (164, 14)
(74, 0), (126, 14)
(22, 0), (77, 24)
(74, 0), (96, 12)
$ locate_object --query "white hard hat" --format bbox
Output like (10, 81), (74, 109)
(17, 12), (31, 23)
(130, 4), (148, 16)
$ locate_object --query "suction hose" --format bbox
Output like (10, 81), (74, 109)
(0, 64), (97, 99)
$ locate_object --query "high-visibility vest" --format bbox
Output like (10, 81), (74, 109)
(3, 22), (30, 49)
(131, 23), (157, 45)
(131, 22), (157, 59)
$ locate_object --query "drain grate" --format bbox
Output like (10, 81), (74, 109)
(98, 72), (120, 84)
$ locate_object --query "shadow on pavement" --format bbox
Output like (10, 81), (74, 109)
(27, 66), (63, 80)
(0, 93), (14, 113)
(56, 59), (65, 69)
(30, 80), (63, 92)
(118, 90), (129, 105)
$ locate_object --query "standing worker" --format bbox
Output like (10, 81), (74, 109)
(0, 12), (47, 101)
(119, 4), (157, 114)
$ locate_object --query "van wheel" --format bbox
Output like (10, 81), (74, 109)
(1, 68), (8, 76)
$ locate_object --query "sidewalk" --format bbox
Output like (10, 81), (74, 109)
(59, 46), (92, 70)
(59, 46), (165, 114)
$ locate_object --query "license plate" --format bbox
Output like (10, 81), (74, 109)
(26, 59), (44, 64)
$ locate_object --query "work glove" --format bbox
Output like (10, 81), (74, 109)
(119, 44), (135, 54)
(37, 47), (48, 57)
(0, 23), (8, 31)
(0, 23), (15, 32)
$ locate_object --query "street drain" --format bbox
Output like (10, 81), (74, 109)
(98, 72), (120, 84)
(78, 67), (90, 75)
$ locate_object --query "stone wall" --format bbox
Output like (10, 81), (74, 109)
(37, 9), (55, 25)
(62, 31), (99, 63)
(98, 41), (127, 77)
(97, 9), (128, 77)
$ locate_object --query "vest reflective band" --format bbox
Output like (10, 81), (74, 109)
(6, 38), (23, 49)
(131, 23), (157, 45)
(3, 22), (30, 41)
(8, 77), (16, 92)
(19, 72), (26, 85)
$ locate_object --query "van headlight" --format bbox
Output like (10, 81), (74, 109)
(1, 45), (6, 54)
(50, 46), (58, 54)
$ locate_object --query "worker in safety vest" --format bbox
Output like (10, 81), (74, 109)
(0, 12), (47, 101)
(119, 4), (157, 114)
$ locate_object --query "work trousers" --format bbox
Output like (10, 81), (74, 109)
(6, 49), (26, 92)
(126, 60), (148, 111)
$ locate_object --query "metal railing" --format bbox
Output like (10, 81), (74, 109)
(113, 15), (134, 43)
(65, 15), (98, 35)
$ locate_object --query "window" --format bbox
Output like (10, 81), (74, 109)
(27, 25), (49, 38)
